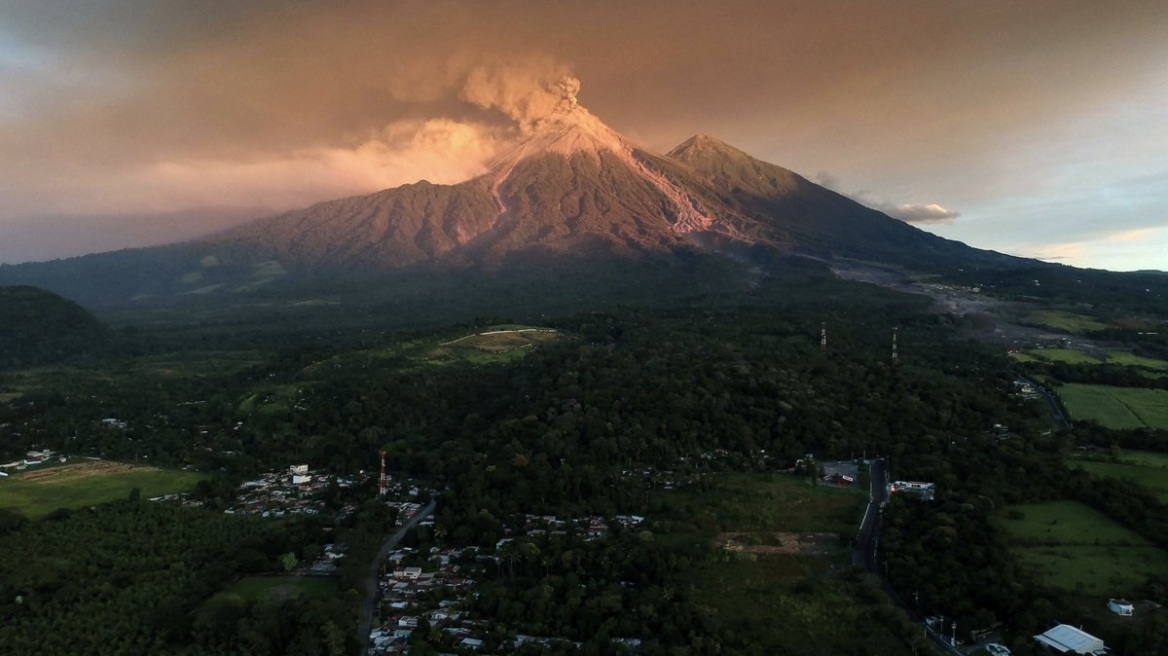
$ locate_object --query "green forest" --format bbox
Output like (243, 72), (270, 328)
(2, 272), (1168, 654)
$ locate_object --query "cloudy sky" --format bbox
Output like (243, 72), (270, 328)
(1, 0), (1166, 271)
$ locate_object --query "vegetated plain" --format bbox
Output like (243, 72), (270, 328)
(1011, 347), (1168, 372)
(998, 500), (1168, 596)
(1057, 383), (1168, 429)
(648, 471), (918, 654)
(1067, 450), (1168, 503)
(1027, 310), (1111, 334)
(0, 461), (205, 518)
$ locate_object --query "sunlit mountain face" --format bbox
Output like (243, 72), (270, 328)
(0, 78), (1022, 307)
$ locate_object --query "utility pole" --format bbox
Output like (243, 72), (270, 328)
(378, 449), (389, 497)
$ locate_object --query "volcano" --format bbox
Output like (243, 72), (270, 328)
(0, 81), (1024, 307)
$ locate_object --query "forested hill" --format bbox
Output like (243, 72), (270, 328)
(0, 286), (110, 369)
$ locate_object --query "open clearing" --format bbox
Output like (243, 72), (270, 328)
(651, 472), (865, 537)
(0, 460), (205, 518)
(1028, 310), (1110, 334)
(366, 326), (559, 368)
(1011, 347), (1168, 372)
(224, 575), (335, 603)
(998, 500), (1168, 595)
(1057, 383), (1168, 429)
(1067, 450), (1168, 503)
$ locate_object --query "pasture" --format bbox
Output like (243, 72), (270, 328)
(0, 461), (205, 518)
(365, 325), (559, 368)
(224, 575), (336, 603)
(1028, 310), (1110, 334)
(1067, 450), (1168, 503)
(651, 472), (865, 537)
(1057, 383), (1168, 429)
(998, 500), (1168, 595)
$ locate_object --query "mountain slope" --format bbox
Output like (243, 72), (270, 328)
(0, 99), (1029, 307)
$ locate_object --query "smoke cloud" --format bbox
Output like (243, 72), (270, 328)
(460, 58), (581, 132)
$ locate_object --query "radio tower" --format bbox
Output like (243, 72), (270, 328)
(891, 327), (899, 365)
(378, 449), (389, 497)
(820, 322), (827, 354)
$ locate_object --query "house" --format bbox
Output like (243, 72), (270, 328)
(1107, 599), (1134, 616)
(1034, 624), (1106, 655)
(460, 637), (483, 650)
(290, 464), (308, 475)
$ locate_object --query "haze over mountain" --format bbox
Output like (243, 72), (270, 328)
(0, 79), (1023, 308)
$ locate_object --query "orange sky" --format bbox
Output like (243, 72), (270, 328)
(1, 0), (1166, 270)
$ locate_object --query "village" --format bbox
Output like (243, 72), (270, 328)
(365, 511), (646, 655)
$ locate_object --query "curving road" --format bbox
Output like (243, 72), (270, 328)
(1019, 375), (1070, 431)
(355, 499), (436, 655)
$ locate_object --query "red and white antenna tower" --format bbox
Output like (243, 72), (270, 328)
(892, 327), (899, 365)
(378, 449), (389, 497)
(820, 322), (827, 354)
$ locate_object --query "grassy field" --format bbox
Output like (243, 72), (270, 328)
(651, 472), (865, 537)
(1106, 352), (1168, 371)
(0, 461), (205, 518)
(1029, 310), (1110, 334)
(223, 575), (336, 603)
(665, 472), (914, 654)
(998, 500), (1168, 595)
(1057, 383), (1168, 429)
(1067, 450), (1168, 503)
(365, 325), (559, 368)
(1020, 348), (1102, 365)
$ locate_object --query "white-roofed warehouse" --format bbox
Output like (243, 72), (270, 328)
(1033, 624), (1106, 655)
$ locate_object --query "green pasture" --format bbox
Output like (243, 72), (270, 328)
(650, 472), (865, 536)
(998, 500), (1168, 595)
(1105, 352), (1168, 371)
(1011, 347), (1168, 372)
(683, 556), (914, 654)
(1029, 311), (1110, 334)
(1020, 349), (1101, 365)
(368, 325), (560, 368)
(1067, 450), (1168, 503)
(1057, 383), (1168, 429)
(225, 575), (335, 603)
(0, 463), (205, 519)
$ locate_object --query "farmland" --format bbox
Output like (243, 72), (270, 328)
(998, 500), (1168, 596)
(650, 471), (866, 538)
(1056, 383), (1168, 429)
(1067, 450), (1168, 503)
(0, 460), (205, 518)
(1010, 348), (1168, 372)
(1027, 310), (1110, 334)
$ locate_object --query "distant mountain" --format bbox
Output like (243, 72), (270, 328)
(0, 93), (1029, 308)
(0, 286), (110, 368)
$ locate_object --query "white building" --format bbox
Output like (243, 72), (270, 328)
(1107, 599), (1134, 616)
(290, 464), (308, 475)
(1034, 624), (1106, 655)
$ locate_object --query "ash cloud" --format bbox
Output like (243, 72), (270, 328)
(459, 58), (582, 132)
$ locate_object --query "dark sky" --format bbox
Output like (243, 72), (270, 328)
(1, 0), (1166, 270)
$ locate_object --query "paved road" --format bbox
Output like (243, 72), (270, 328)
(854, 458), (888, 572)
(355, 499), (437, 655)
(1019, 375), (1070, 431)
